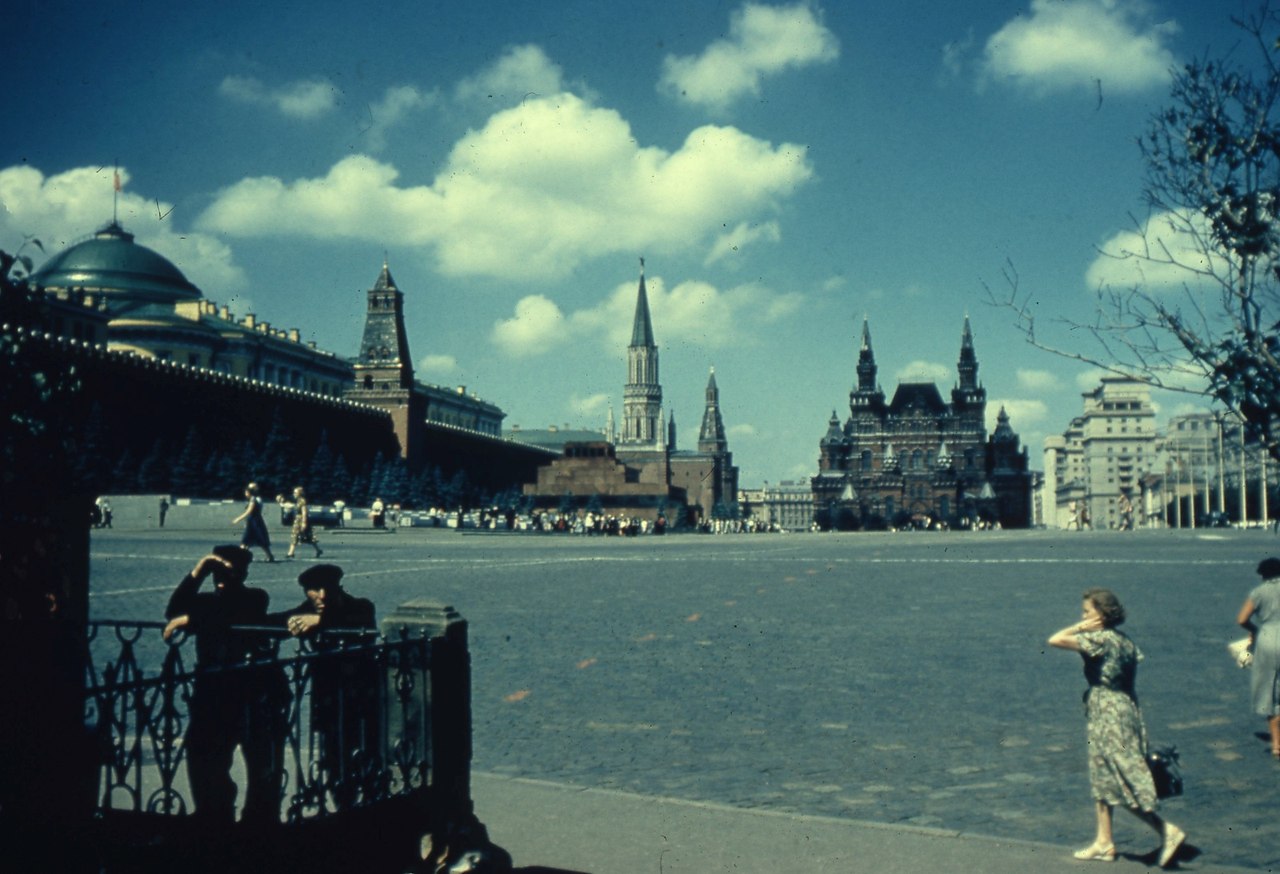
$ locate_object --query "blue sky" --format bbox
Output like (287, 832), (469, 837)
(2, 0), (1250, 485)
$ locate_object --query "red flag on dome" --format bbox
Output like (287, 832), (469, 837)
(113, 170), (121, 192)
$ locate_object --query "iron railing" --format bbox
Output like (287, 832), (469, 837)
(84, 620), (435, 826)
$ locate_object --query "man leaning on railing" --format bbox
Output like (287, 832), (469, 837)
(270, 563), (378, 810)
(162, 545), (289, 827)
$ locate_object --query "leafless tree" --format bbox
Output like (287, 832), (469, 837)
(991, 4), (1280, 458)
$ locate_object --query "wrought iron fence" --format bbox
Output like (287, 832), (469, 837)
(85, 619), (436, 826)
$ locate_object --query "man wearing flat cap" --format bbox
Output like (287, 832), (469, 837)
(272, 564), (377, 809)
(163, 545), (286, 826)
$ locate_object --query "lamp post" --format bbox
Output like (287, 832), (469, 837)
(1241, 422), (1249, 527)
(1216, 415), (1226, 516)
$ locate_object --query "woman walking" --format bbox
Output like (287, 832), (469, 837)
(1049, 588), (1185, 866)
(231, 483), (275, 562)
(1238, 557), (1280, 758)
(286, 486), (323, 559)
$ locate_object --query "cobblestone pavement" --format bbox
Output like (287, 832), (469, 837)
(90, 526), (1280, 871)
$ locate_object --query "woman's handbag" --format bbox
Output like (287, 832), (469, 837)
(1147, 746), (1183, 799)
(1228, 637), (1253, 668)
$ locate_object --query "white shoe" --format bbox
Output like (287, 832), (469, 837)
(1159, 823), (1185, 868)
(1072, 842), (1115, 862)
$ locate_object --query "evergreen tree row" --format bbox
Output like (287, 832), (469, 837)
(75, 404), (493, 510)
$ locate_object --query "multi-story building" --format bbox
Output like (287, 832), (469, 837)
(812, 318), (1033, 528)
(28, 223), (507, 456)
(1042, 377), (1157, 529)
(747, 480), (816, 531)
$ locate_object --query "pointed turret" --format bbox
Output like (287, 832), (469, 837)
(951, 315), (986, 420)
(620, 257), (664, 450)
(857, 317), (877, 393)
(354, 258), (414, 390)
(957, 314), (978, 391)
(698, 367), (728, 454)
(630, 258), (655, 348)
(849, 316), (886, 416)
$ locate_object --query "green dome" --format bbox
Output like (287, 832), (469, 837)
(29, 221), (202, 306)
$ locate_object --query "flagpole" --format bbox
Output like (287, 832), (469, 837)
(112, 161), (120, 224)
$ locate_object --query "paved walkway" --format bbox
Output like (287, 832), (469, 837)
(91, 528), (1280, 871)
(472, 773), (1256, 874)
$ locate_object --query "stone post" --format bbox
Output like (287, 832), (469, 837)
(380, 600), (473, 819)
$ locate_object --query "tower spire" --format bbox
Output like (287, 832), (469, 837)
(698, 366), (728, 453)
(620, 258), (663, 449)
(957, 314), (978, 391)
(354, 258), (414, 390)
(856, 316), (877, 393)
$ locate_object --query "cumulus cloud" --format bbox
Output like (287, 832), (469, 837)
(491, 294), (566, 356)
(1075, 368), (1110, 390)
(895, 360), (950, 383)
(729, 423), (758, 439)
(456, 44), (568, 105)
(1017, 368), (1059, 391)
(359, 85), (435, 151)
(659, 2), (839, 111)
(988, 399), (1049, 432)
(705, 220), (781, 265)
(418, 353), (458, 377)
(0, 164), (246, 294)
(219, 75), (338, 119)
(982, 0), (1177, 95)
(197, 93), (812, 280)
(1086, 209), (1224, 292)
(492, 273), (802, 358)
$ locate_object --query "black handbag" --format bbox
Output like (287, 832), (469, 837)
(1147, 745), (1183, 799)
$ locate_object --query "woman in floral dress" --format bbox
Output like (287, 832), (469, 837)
(1049, 588), (1185, 866)
(286, 486), (323, 559)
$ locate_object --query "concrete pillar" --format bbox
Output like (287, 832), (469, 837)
(380, 601), (473, 818)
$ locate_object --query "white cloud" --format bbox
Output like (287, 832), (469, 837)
(197, 94), (812, 280)
(659, 2), (839, 111)
(1086, 209), (1224, 292)
(705, 220), (781, 265)
(456, 44), (567, 105)
(1075, 369), (1109, 390)
(729, 423), (758, 439)
(219, 75), (338, 119)
(360, 85), (435, 151)
(988, 399), (1049, 432)
(895, 360), (950, 383)
(491, 294), (566, 356)
(418, 353), (458, 377)
(0, 164), (246, 294)
(1016, 368), (1059, 391)
(569, 392), (611, 420)
(492, 273), (803, 358)
(982, 0), (1177, 95)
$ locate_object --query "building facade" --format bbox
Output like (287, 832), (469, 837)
(29, 221), (352, 395)
(812, 318), (1033, 529)
(1042, 377), (1158, 529)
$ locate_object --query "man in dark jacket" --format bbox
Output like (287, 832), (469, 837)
(163, 545), (287, 826)
(274, 564), (377, 809)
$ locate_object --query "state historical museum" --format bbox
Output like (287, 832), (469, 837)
(811, 318), (1033, 529)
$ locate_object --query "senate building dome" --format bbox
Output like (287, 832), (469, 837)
(28, 221), (202, 314)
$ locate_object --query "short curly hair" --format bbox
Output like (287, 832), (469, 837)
(1257, 557), (1280, 579)
(1082, 587), (1126, 627)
